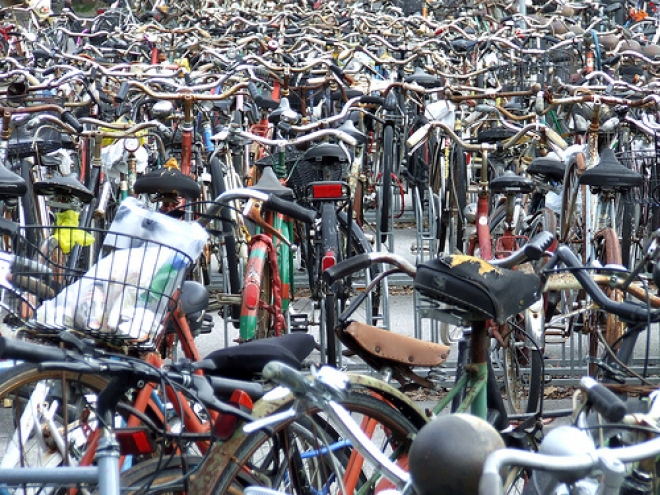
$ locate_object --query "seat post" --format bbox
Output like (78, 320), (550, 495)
(469, 320), (489, 418)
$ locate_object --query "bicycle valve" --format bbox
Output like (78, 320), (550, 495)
(243, 200), (297, 252)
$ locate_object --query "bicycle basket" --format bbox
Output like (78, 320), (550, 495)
(6, 202), (207, 350)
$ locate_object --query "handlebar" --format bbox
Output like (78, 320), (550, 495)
(480, 433), (660, 495)
(0, 336), (256, 421)
(202, 189), (317, 227)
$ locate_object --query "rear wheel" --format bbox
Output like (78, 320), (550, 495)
(377, 125), (394, 242)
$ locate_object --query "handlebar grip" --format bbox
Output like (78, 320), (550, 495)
(523, 231), (555, 261)
(0, 337), (67, 363)
(247, 82), (260, 100)
(262, 361), (309, 396)
(407, 123), (432, 149)
(265, 195), (316, 224)
(323, 253), (372, 285)
(359, 95), (384, 106)
(60, 111), (83, 134)
(580, 377), (627, 422)
(12, 275), (56, 300)
(115, 82), (131, 103)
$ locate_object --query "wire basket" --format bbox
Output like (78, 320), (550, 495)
(3, 226), (191, 350)
(617, 146), (660, 205)
(4, 200), (208, 350)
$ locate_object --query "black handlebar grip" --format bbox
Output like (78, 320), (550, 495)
(60, 111), (83, 134)
(208, 375), (264, 401)
(523, 231), (555, 261)
(265, 195), (316, 224)
(262, 361), (309, 396)
(42, 66), (57, 76)
(328, 63), (345, 78)
(247, 82), (261, 100)
(0, 337), (67, 363)
(359, 95), (385, 106)
(580, 377), (627, 422)
(115, 82), (131, 103)
(322, 253), (372, 285)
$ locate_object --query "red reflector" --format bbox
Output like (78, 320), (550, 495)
(214, 390), (254, 441)
(312, 184), (343, 199)
(245, 283), (260, 309)
(322, 250), (336, 272)
(116, 428), (156, 456)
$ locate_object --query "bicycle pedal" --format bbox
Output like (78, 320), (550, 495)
(290, 313), (309, 332)
(199, 314), (214, 335)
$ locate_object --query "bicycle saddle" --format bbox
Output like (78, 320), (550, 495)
(476, 127), (517, 144)
(643, 44), (660, 59)
(489, 171), (535, 194)
(249, 165), (295, 199)
(414, 255), (540, 324)
(202, 333), (315, 380)
(0, 164), (27, 198)
(337, 120), (367, 145)
(579, 148), (643, 191)
(33, 173), (94, 203)
(304, 143), (349, 164)
(330, 88), (364, 102)
(404, 68), (443, 88)
(527, 155), (566, 181)
(133, 167), (201, 199)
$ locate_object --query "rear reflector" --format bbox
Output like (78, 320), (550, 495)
(312, 183), (344, 199)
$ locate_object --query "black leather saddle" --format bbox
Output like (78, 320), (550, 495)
(490, 171), (535, 194)
(338, 120), (368, 145)
(203, 333), (316, 380)
(249, 165), (295, 199)
(414, 255), (540, 324)
(304, 143), (349, 165)
(33, 174), (94, 203)
(404, 68), (443, 88)
(133, 167), (201, 199)
(527, 156), (566, 181)
(0, 164), (27, 198)
(579, 148), (643, 191)
(476, 128), (517, 144)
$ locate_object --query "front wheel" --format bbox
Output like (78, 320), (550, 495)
(210, 392), (418, 495)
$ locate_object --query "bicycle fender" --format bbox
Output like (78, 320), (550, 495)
(189, 374), (428, 492)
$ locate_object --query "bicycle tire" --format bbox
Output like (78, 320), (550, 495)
(0, 363), (109, 493)
(378, 125), (394, 242)
(209, 392), (417, 495)
(321, 203), (341, 366)
(119, 455), (203, 494)
(337, 211), (381, 325)
(210, 157), (241, 327)
(439, 144), (467, 254)
(239, 240), (273, 341)
(501, 325), (543, 415)
(618, 190), (636, 269)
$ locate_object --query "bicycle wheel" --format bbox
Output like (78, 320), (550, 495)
(377, 125), (394, 242)
(119, 455), (204, 494)
(0, 363), (109, 494)
(438, 144), (467, 254)
(592, 228), (624, 350)
(210, 392), (417, 495)
(210, 157), (241, 326)
(239, 240), (273, 341)
(501, 322), (543, 415)
(320, 203), (342, 366)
